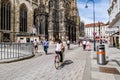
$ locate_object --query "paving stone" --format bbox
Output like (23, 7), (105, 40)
(0, 44), (90, 80)
(91, 43), (120, 80)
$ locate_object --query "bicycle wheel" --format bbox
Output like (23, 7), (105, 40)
(54, 54), (60, 69)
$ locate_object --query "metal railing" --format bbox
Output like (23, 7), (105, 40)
(0, 42), (34, 60)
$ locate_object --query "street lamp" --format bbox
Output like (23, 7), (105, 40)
(85, 0), (96, 51)
(116, 26), (120, 48)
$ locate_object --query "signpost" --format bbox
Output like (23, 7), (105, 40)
(93, 32), (96, 36)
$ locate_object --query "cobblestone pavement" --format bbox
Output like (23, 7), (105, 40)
(91, 43), (120, 80)
(0, 44), (91, 80)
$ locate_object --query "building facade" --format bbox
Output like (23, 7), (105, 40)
(79, 21), (85, 37)
(108, 0), (120, 47)
(0, 0), (80, 42)
(0, 0), (38, 42)
(85, 22), (109, 42)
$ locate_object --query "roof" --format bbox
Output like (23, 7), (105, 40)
(85, 22), (106, 27)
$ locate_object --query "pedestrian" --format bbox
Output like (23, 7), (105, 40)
(86, 40), (91, 51)
(100, 39), (102, 44)
(82, 40), (86, 50)
(66, 39), (70, 49)
(33, 39), (38, 53)
(43, 39), (49, 55)
(39, 39), (43, 45)
(55, 39), (65, 63)
(78, 40), (80, 47)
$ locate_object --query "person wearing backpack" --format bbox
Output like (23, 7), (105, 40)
(43, 39), (49, 55)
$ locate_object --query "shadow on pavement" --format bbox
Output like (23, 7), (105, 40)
(109, 59), (120, 66)
(60, 60), (73, 68)
(47, 52), (55, 55)
(67, 48), (73, 50)
(33, 53), (42, 58)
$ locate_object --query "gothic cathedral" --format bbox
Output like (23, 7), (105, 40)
(0, 0), (80, 42)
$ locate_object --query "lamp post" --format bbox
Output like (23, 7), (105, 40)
(85, 0), (96, 51)
(98, 22), (102, 44)
(116, 26), (120, 48)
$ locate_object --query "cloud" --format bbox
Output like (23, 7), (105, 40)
(77, 0), (109, 24)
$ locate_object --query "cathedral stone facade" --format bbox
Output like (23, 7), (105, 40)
(0, 0), (80, 42)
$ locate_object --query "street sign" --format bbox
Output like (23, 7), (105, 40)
(93, 32), (96, 36)
(105, 28), (118, 34)
(105, 31), (115, 34)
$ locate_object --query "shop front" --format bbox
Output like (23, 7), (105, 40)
(109, 32), (119, 47)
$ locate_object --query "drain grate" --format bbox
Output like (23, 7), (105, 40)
(99, 67), (120, 74)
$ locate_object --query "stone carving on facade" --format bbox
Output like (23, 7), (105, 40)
(0, 0), (80, 42)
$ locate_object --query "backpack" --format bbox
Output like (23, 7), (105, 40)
(61, 43), (65, 52)
(43, 41), (48, 46)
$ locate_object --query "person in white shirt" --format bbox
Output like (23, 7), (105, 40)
(66, 40), (70, 49)
(55, 39), (65, 63)
(82, 40), (86, 50)
(34, 39), (38, 53)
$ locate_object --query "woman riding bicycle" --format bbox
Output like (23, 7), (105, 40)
(55, 39), (65, 63)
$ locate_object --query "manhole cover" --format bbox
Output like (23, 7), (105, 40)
(99, 67), (120, 74)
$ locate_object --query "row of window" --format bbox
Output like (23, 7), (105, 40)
(0, 0), (27, 32)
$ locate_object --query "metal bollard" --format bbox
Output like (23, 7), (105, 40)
(96, 45), (106, 65)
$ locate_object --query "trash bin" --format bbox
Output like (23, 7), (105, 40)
(96, 45), (106, 65)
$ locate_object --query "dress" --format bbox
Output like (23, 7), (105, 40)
(86, 41), (91, 51)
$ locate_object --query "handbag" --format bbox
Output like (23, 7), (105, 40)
(62, 43), (65, 52)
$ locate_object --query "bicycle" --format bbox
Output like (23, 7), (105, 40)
(54, 51), (64, 69)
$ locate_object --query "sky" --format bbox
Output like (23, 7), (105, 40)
(77, 0), (109, 24)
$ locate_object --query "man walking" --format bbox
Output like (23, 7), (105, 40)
(43, 39), (49, 55)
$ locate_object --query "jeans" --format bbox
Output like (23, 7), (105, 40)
(44, 46), (48, 54)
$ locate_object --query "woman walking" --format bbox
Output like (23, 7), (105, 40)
(86, 41), (91, 51)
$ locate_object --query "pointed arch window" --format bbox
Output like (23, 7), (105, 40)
(49, 0), (54, 12)
(49, 0), (53, 7)
(1, 0), (11, 30)
(20, 4), (27, 32)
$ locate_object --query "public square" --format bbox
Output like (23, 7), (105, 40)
(0, 0), (120, 80)
(0, 43), (120, 80)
